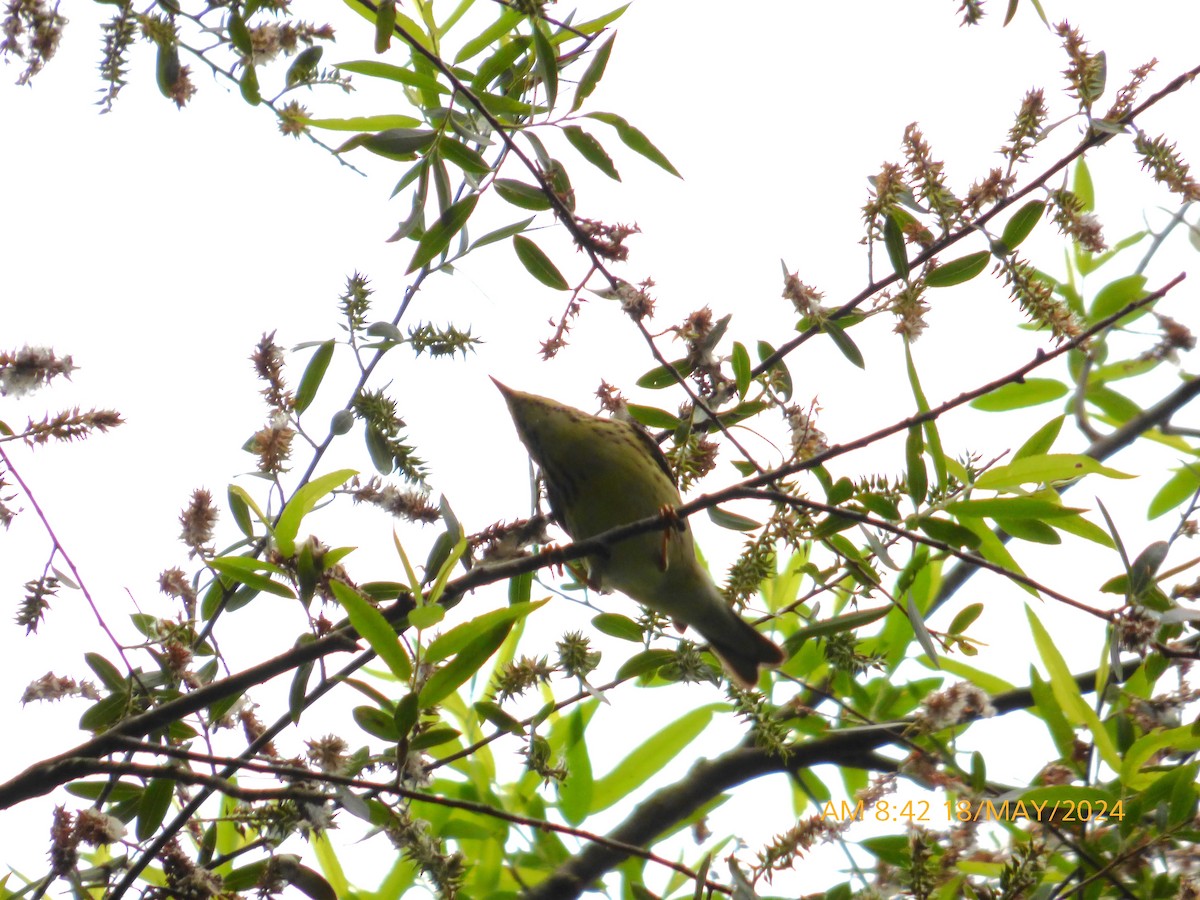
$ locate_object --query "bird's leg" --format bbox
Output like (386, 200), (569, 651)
(656, 504), (685, 572)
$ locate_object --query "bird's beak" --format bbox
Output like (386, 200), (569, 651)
(490, 376), (512, 397)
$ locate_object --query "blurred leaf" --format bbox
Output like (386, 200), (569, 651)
(883, 213), (909, 280)
(137, 777), (174, 842)
(971, 378), (1067, 411)
(975, 454), (1131, 490)
(636, 359), (692, 389)
(731, 342), (751, 398)
(1014, 416), (1064, 460)
(1089, 273), (1149, 324)
(454, 8), (522, 63)
(944, 497), (1081, 519)
(995, 517), (1061, 544)
(1027, 607), (1121, 772)
(592, 612), (645, 642)
(531, 22), (558, 109)
(589, 704), (723, 812)
(335, 61), (445, 96)
(823, 320), (865, 368)
(707, 506), (760, 531)
(374, 0), (396, 52)
(1149, 465), (1200, 519)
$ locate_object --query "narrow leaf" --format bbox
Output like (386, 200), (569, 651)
(512, 235), (569, 289)
(295, 340), (334, 414)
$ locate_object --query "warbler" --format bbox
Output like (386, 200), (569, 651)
(493, 378), (784, 688)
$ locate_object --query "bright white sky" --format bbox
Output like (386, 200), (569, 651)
(3, 1), (1200, 895)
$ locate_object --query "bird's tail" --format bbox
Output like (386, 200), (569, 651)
(700, 609), (785, 690)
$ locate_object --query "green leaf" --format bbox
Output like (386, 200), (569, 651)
(438, 138), (492, 177)
(295, 340), (334, 415)
(1073, 157), (1095, 211)
(615, 648), (676, 680)
(994, 517), (1061, 544)
(917, 516), (982, 549)
(624, 404), (679, 429)
(305, 114), (424, 132)
(592, 612), (645, 642)
(1121, 726), (1200, 790)
(331, 581), (412, 682)
(454, 8), (522, 64)
(468, 216), (535, 251)
(408, 195), (479, 273)
(493, 178), (552, 210)
(512, 235), (569, 289)
(823, 320), (865, 369)
(974, 454), (1132, 490)
(557, 702), (598, 825)
(227, 485), (255, 538)
(707, 506), (760, 531)
(943, 497), (1081, 519)
(337, 128), (436, 159)
(289, 659), (312, 724)
(883, 213), (909, 281)
(970, 378), (1068, 411)
(228, 12), (252, 54)
(1149, 466), (1200, 519)
(408, 605), (445, 629)
(353, 705), (400, 741)
(1088, 273), (1149, 324)
(589, 705), (723, 812)
(948, 603), (984, 635)
(1026, 606), (1121, 772)
(906, 426), (927, 506)
(474, 700), (526, 735)
(374, 0), (396, 52)
(531, 22), (558, 109)
(424, 599), (548, 662)
(86, 652), (126, 693)
(421, 624), (510, 706)
(585, 112), (681, 177)
(731, 341), (751, 398)
(209, 557), (296, 599)
(239, 63), (260, 106)
(334, 61), (445, 96)
(1014, 416), (1064, 459)
(572, 33), (614, 111)
(999, 201), (1045, 251)
(636, 359), (692, 389)
(563, 126), (620, 180)
(137, 778), (174, 842)
(274, 469), (357, 556)
(925, 251), (990, 287)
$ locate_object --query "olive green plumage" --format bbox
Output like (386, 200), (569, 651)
(493, 378), (784, 688)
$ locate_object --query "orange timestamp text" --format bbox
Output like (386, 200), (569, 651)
(821, 798), (1125, 824)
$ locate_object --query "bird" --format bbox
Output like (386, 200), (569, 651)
(493, 378), (784, 688)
